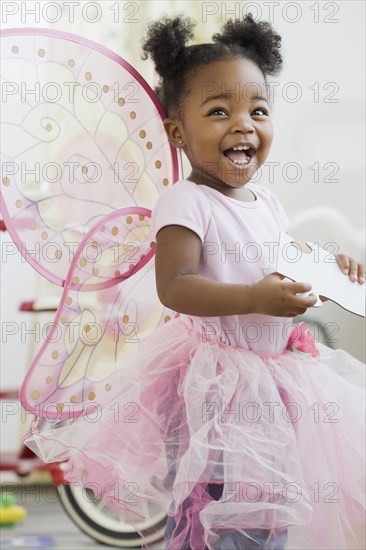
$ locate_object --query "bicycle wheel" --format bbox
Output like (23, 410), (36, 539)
(57, 484), (166, 548)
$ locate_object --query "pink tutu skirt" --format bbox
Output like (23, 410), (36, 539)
(24, 317), (365, 549)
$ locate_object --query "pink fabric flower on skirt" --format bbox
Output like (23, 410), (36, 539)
(287, 322), (320, 361)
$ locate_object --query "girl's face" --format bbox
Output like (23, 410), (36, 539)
(166, 57), (273, 193)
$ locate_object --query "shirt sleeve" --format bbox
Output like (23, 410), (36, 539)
(150, 181), (210, 243)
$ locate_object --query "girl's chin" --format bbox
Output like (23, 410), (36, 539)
(190, 161), (260, 186)
(224, 166), (259, 185)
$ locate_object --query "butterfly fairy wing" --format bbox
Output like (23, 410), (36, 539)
(20, 206), (179, 419)
(1, 28), (181, 285)
(1, 29), (183, 418)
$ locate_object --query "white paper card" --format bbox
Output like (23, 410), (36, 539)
(276, 231), (365, 317)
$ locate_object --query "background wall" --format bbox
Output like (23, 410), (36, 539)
(1, 1), (365, 455)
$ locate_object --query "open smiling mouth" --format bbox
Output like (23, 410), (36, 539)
(223, 145), (256, 167)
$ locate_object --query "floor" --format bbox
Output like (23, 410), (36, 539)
(0, 482), (165, 550)
(1, 482), (365, 549)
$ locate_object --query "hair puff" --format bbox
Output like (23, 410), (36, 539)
(141, 14), (195, 78)
(212, 15), (282, 76)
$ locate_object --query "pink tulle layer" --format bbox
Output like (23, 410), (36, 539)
(24, 317), (365, 549)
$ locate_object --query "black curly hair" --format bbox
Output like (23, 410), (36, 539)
(141, 13), (282, 117)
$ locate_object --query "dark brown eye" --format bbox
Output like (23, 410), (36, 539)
(208, 108), (227, 116)
(252, 108), (268, 116)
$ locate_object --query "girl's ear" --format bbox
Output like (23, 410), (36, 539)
(163, 118), (185, 148)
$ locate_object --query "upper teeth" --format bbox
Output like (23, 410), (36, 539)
(233, 146), (250, 151)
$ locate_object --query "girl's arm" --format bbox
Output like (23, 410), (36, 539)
(155, 225), (317, 318)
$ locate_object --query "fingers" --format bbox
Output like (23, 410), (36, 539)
(358, 263), (365, 284)
(275, 275), (316, 310)
(270, 273), (315, 297)
(294, 292), (318, 308)
(347, 257), (359, 282)
(337, 254), (365, 284)
(286, 280), (312, 294)
(336, 253), (349, 274)
(285, 293), (317, 318)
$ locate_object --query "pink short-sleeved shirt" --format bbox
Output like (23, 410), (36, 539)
(151, 179), (292, 354)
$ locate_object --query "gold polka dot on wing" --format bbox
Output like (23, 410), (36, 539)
(2, 177), (10, 186)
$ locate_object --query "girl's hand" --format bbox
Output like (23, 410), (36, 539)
(251, 272), (318, 317)
(335, 253), (365, 284)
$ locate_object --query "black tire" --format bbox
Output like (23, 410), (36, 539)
(57, 484), (167, 548)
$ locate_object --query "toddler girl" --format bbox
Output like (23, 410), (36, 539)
(25, 13), (365, 550)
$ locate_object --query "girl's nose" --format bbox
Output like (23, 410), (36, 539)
(230, 114), (255, 134)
